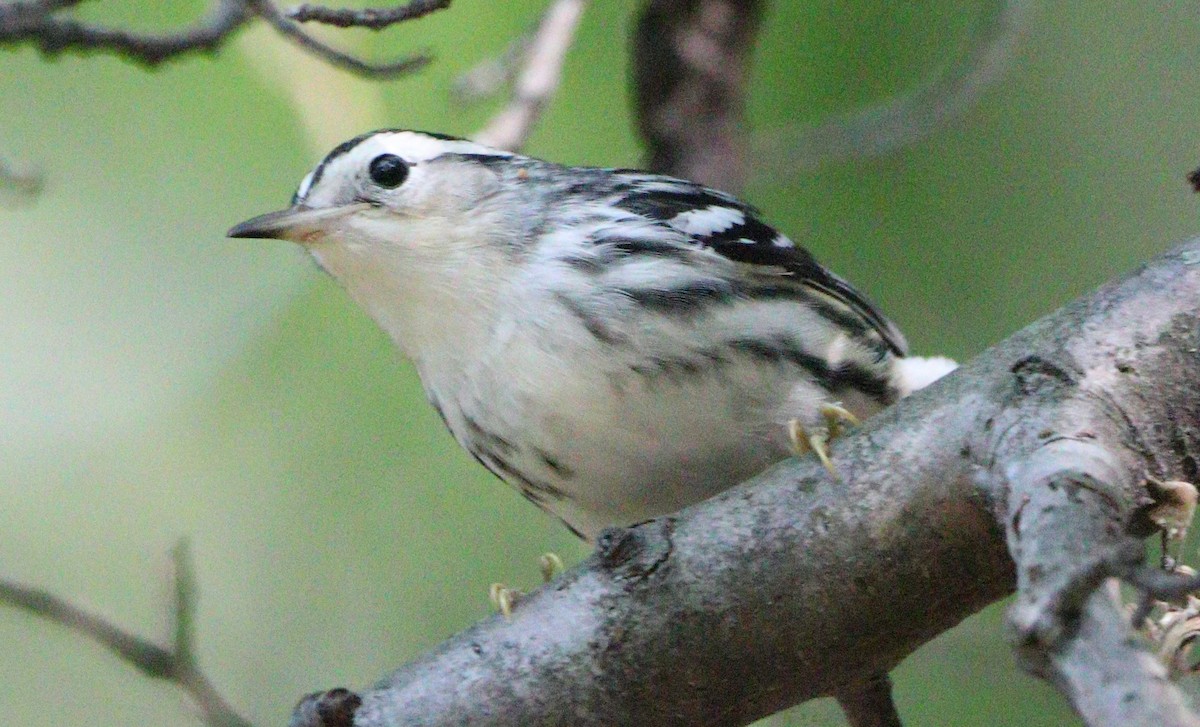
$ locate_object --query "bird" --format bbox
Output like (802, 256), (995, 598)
(229, 129), (955, 543)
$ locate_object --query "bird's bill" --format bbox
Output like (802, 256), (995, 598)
(227, 203), (370, 242)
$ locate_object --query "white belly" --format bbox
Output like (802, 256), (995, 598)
(423, 313), (885, 541)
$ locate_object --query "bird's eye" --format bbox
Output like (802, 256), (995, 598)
(368, 154), (409, 188)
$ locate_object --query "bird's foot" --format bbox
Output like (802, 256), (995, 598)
(788, 403), (860, 476)
(488, 552), (565, 618)
(488, 583), (521, 618)
(539, 552), (565, 581)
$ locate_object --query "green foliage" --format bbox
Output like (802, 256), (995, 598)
(3, 1), (1199, 724)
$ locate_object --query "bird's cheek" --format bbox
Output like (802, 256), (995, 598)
(343, 215), (403, 247)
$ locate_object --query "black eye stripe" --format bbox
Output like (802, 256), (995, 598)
(369, 154), (409, 188)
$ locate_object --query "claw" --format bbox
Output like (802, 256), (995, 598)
(539, 552), (564, 583)
(489, 553), (565, 618)
(821, 402), (860, 437)
(790, 419), (835, 475)
(788, 403), (860, 477)
(489, 583), (521, 618)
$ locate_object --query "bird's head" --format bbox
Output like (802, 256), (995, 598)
(228, 129), (516, 252)
(228, 130), (526, 360)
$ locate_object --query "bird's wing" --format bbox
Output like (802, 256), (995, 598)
(608, 172), (908, 357)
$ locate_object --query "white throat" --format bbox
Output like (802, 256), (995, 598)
(307, 231), (510, 383)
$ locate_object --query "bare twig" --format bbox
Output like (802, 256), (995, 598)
(286, 0), (449, 30)
(471, 0), (587, 152)
(15, 1), (84, 10)
(288, 239), (1200, 726)
(248, 0), (431, 78)
(0, 576), (175, 677)
(0, 0), (438, 75)
(0, 540), (255, 727)
(0, 0), (251, 65)
(751, 0), (1032, 176)
(631, 0), (764, 192)
(0, 0), (444, 201)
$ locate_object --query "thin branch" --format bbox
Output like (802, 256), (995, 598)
(248, 0), (431, 78)
(0, 577), (175, 677)
(290, 239), (1200, 726)
(751, 0), (1032, 176)
(0, 0), (438, 76)
(16, 0), (89, 12)
(0, 0), (443, 209)
(285, 0), (449, 30)
(471, 0), (587, 152)
(0, 539), (255, 727)
(0, 0), (253, 65)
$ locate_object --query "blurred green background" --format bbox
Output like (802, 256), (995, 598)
(1, 1), (1198, 724)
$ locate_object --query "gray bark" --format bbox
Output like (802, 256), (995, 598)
(287, 239), (1200, 726)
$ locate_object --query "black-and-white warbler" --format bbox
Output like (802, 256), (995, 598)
(229, 130), (954, 541)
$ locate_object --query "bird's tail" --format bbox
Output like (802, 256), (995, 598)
(892, 355), (958, 398)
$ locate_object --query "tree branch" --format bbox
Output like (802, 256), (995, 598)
(0, 0), (252, 65)
(1003, 439), (1200, 726)
(0, 540), (254, 727)
(248, 0), (431, 78)
(631, 0), (763, 192)
(285, 238), (1200, 726)
(285, 0), (448, 29)
(0, 0), (439, 75)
